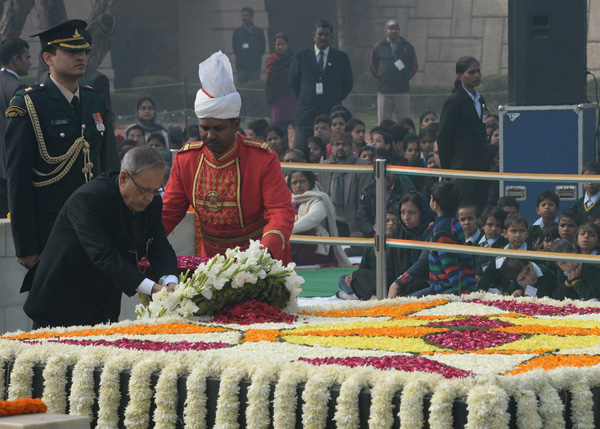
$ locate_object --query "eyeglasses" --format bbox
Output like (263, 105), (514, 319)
(332, 141), (350, 148)
(127, 171), (164, 196)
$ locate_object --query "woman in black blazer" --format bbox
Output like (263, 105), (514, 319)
(437, 56), (490, 210)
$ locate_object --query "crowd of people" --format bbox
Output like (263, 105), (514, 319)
(2, 12), (599, 327)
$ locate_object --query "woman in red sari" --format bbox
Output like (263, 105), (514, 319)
(265, 33), (297, 128)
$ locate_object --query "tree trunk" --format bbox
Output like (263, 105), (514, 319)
(86, 0), (119, 71)
(0, 0), (35, 41)
(35, 0), (68, 81)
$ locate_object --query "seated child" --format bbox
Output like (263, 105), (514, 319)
(497, 196), (519, 217)
(357, 144), (375, 165)
(571, 161), (600, 219)
(458, 203), (481, 246)
(574, 222), (600, 255)
(418, 125), (436, 167)
(337, 211), (399, 301)
(403, 133), (423, 190)
(411, 181), (476, 296)
(344, 118), (366, 153)
(529, 191), (560, 249)
(499, 258), (557, 298)
(477, 213), (530, 293)
(549, 239), (600, 301)
(558, 209), (581, 243)
(474, 206), (508, 280)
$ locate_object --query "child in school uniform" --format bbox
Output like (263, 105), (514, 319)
(418, 125), (436, 167)
(458, 203), (482, 246)
(499, 258), (557, 298)
(474, 206), (508, 280)
(574, 222), (600, 255)
(477, 213), (530, 294)
(571, 161), (600, 219)
(403, 133), (424, 191)
(529, 191), (560, 248)
(497, 196), (519, 217)
(558, 209), (581, 243)
(411, 181), (477, 297)
(549, 239), (600, 301)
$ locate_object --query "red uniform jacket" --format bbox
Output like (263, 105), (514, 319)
(162, 134), (294, 263)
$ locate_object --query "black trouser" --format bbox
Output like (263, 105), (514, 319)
(455, 178), (491, 212)
(0, 178), (7, 218)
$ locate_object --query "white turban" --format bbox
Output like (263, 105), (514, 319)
(194, 51), (242, 119)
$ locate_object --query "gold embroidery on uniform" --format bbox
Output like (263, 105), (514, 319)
(192, 153), (204, 209)
(263, 230), (286, 250)
(5, 106), (26, 117)
(205, 191), (223, 212)
(236, 160), (244, 228)
(24, 94), (93, 187)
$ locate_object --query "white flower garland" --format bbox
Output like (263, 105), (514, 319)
(42, 353), (72, 414)
(400, 379), (431, 429)
(272, 364), (308, 429)
(154, 358), (190, 428)
(0, 342), (20, 400)
(429, 379), (461, 429)
(7, 348), (38, 400)
(368, 372), (408, 428)
(124, 356), (163, 429)
(96, 356), (130, 428)
(465, 380), (510, 429)
(215, 365), (247, 429)
(570, 378), (594, 428)
(302, 366), (344, 429)
(245, 363), (279, 429)
(334, 368), (374, 429)
(69, 351), (104, 419)
(183, 358), (220, 429)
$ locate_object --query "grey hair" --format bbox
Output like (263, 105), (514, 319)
(121, 146), (166, 175)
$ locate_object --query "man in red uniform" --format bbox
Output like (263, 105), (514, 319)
(162, 51), (294, 263)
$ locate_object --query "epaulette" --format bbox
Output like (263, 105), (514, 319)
(242, 137), (273, 154)
(81, 84), (98, 93)
(19, 84), (44, 94)
(180, 141), (204, 152)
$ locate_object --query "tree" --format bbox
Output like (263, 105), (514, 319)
(0, 0), (35, 41)
(85, 0), (119, 71)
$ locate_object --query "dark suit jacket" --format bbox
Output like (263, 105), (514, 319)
(437, 87), (489, 171)
(288, 46), (353, 128)
(6, 75), (120, 256)
(0, 69), (26, 179)
(22, 172), (178, 327)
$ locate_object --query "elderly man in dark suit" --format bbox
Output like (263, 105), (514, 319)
(289, 20), (353, 150)
(0, 38), (30, 218)
(22, 146), (178, 328)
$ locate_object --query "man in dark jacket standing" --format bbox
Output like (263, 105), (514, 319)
(232, 7), (266, 83)
(370, 20), (417, 124)
(22, 146), (178, 328)
(0, 38), (30, 218)
(289, 20), (353, 149)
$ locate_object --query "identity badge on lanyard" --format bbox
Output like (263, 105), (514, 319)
(316, 78), (324, 95)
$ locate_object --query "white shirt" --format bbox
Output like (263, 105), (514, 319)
(532, 216), (559, 228)
(478, 235), (499, 248)
(49, 74), (79, 104)
(463, 86), (482, 119)
(584, 190), (600, 209)
(138, 275), (179, 295)
(313, 45), (330, 70)
(465, 229), (482, 246)
(1, 67), (19, 80)
(496, 242), (528, 269)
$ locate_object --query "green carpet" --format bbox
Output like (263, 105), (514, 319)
(297, 267), (352, 297)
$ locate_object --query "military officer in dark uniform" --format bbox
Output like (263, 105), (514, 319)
(5, 19), (119, 269)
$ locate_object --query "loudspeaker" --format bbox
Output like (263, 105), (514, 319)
(508, 0), (587, 105)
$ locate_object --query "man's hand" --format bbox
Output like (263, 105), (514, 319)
(17, 254), (39, 269)
(388, 282), (400, 299)
(151, 282), (176, 294)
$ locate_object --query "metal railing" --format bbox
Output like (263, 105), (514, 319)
(281, 161), (600, 300)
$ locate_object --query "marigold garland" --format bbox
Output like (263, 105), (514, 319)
(0, 398), (47, 417)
